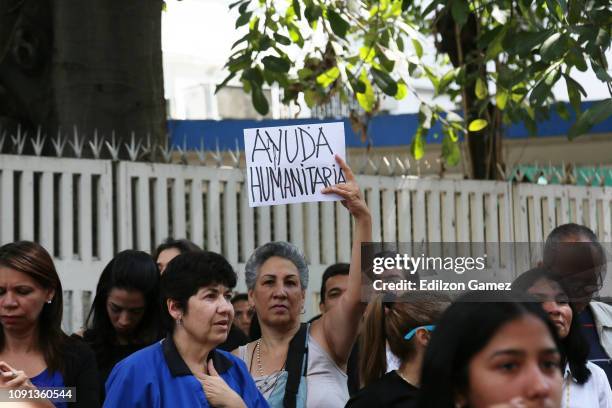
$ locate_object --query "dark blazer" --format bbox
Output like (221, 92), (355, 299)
(62, 336), (101, 408)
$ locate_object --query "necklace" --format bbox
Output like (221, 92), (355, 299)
(253, 339), (285, 394)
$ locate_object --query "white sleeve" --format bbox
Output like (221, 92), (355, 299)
(588, 362), (612, 408)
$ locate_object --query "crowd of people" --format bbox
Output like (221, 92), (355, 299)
(1, 155), (611, 407)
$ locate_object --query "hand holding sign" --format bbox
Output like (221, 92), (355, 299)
(244, 122), (346, 207)
(321, 155), (370, 221)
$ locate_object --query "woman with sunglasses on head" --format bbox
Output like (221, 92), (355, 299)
(346, 294), (448, 408)
(513, 267), (612, 407)
(0, 241), (99, 407)
(418, 291), (564, 408)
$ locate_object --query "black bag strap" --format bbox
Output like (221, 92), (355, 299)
(283, 323), (309, 408)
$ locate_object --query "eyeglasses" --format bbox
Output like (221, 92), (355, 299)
(404, 325), (436, 341)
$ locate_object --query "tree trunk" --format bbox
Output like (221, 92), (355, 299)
(0, 0), (166, 157)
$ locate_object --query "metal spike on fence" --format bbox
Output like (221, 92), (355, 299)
(89, 129), (104, 159)
(395, 156), (406, 176)
(0, 131), (6, 152)
(51, 129), (66, 157)
(174, 134), (188, 164)
(11, 125), (26, 154)
(381, 155), (395, 176)
(496, 163), (507, 180)
(31, 126), (46, 156)
(125, 131), (142, 162)
(227, 138), (241, 168)
(158, 136), (173, 163)
(209, 138), (223, 167)
(367, 157), (379, 175)
(139, 133), (152, 161)
(69, 126), (85, 158)
(196, 136), (206, 164)
(105, 131), (122, 161)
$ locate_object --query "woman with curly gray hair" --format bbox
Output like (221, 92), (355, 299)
(233, 155), (371, 408)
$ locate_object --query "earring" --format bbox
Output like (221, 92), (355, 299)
(46, 299), (52, 304)
(176, 316), (183, 326)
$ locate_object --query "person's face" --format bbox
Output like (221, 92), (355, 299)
(249, 256), (305, 327)
(553, 235), (601, 311)
(464, 315), (562, 408)
(527, 278), (573, 339)
(157, 247), (181, 274)
(106, 288), (146, 336)
(319, 274), (348, 314)
(172, 284), (234, 346)
(0, 267), (54, 333)
(232, 299), (253, 335)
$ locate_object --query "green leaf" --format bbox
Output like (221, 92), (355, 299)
(568, 99), (612, 139)
(504, 30), (553, 56)
(304, 89), (319, 108)
(236, 11), (252, 28)
(359, 46), (376, 63)
(262, 56), (290, 73)
(371, 68), (398, 97)
(243, 67), (263, 86)
(475, 78), (487, 100)
(288, 24), (304, 47)
(412, 39), (423, 58)
(305, 4), (323, 23)
(328, 9), (350, 38)
(451, 0), (469, 27)
(316, 67), (340, 88)
(215, 72), (236, 94)
(496, 90), (508, 110)
(442, 131), (461, 166)
(401, 0), (410, 12)
(251, 85), (269, 115)
(273, 33), (291, 46)
(564, 74), (586, 112)
(468, 119), (488, 132)
(292, 0), (301, 18)
(556, 102), (570, 121)
(540, 32), (566, 61)
(410, 127), (426, 160)
(356, 71), (376, 112)
(395, 81), (408, 100)
(529, 80), (551, 106)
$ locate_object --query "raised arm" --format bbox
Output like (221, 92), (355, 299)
(315, 155), (371, 365)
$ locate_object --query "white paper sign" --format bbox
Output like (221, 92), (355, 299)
(244, 122), (346, 207)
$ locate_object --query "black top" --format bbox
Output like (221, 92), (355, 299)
(78, 330), (155, 400)
(61, 336), (101, 408)
(218, 324), (249, 352)
(345, 371), (419, 408)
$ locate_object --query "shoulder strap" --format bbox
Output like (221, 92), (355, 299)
(283, 323), (309, 408)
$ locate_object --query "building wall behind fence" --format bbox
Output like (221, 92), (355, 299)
(1, 154), (611, 331)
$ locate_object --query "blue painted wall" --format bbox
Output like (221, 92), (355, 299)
(168, 100), (611, 150)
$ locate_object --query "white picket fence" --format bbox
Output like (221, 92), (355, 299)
(1, 154), (612, 330)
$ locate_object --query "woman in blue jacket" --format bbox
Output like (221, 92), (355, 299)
(104, 251), (268, 408)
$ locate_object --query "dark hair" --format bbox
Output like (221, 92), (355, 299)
(543, 224), (607, 300)
(0, 241), (66, 374)
(153, 237), (201, 261)
(231, 293), (248, 305)
(512, 267), (591, 384)
(417, 291), (562, 408)
(320, 263), (349, 305)
(160, 251), (236, 332)
(85, 250), (160, 355)
(359, 294), (449, 387)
